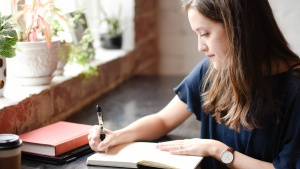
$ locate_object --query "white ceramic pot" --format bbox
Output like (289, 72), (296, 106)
(0, 56), (6, 97)
(7, 40), (61, 85)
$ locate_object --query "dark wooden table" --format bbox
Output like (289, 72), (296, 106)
(21, 75), (201, 169)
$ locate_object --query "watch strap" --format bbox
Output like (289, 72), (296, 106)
(227, 147), (235, 154)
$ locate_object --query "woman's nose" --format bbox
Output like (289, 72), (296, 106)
(198, 37), (207, 52)
(198, 43), (208, 52)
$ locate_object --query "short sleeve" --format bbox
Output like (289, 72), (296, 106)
(273, 83), (300, 168)
(173, 58), (210, 120)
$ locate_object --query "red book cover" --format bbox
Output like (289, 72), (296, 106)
(19, 121), (92, 156)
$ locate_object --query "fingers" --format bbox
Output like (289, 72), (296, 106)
(88, 125), (101, 151)
(157, 141), (184, 151)
(157, 138), (211, 156)
(171, 145), (186, 154)
(156, 140), (190, 155)
(88, 125), (113, 152)
(98, 129), (113, 151)
(98, 141), (109, 152)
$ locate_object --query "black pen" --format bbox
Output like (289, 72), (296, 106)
(96, 105), (106, 141)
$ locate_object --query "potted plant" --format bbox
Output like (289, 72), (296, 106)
(98, 4), (122, 49)
(0, 13), (18, 97)
(46, 4), (71, 76)
(7, 0), (61, 86)
(48, 8), (98, 79)
(67, 9), (98, 79)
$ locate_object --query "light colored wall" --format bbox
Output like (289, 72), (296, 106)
(157, 0), (204, 76)
(157, 0), (300, 76)
(269, 0), (300, 55)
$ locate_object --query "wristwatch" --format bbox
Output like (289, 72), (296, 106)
(220, 147), (235, 164)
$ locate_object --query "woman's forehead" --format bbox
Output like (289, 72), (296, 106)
(188, 8), (220, 31)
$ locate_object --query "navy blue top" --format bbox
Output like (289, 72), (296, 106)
(173, 58), (300, 169)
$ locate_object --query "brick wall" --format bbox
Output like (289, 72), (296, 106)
(134, 0), (159, 75)
(0, 0), (159, 134)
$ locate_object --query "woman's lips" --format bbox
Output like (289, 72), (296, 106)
(207, 54), (215, 58)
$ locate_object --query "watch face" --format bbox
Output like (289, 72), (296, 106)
(221, 150), (233, 164)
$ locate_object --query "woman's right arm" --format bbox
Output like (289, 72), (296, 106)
(89, 95), (192, 152)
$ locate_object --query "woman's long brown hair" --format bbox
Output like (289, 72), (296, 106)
(181, 0), (300, 131)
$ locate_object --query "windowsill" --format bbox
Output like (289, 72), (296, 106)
(0, 48), (130, 109)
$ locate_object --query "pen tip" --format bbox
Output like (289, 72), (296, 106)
(96, 105), (102, 112)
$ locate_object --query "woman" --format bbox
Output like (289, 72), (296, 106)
(89, 0), (300, 168)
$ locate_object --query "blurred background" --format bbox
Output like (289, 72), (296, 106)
(1, 0), (298, 76)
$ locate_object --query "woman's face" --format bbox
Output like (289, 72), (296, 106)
(188, 8), (229, 70)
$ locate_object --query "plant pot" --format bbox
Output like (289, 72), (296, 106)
(54, 43), (71, 76)
(7, 40), (61, 86)
(100, 33), (122, 49)
(0, 56), (6, 97)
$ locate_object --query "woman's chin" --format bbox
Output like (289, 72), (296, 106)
(211, 62), (219, 70)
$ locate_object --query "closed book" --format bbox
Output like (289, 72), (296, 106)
(22, 144), (93, 164)
(19, 121), (92, 156)
(86, 142), (203, 169)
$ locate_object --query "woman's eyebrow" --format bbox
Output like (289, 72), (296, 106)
(195, 26), (206, 32)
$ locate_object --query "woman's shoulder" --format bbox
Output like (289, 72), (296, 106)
(274, 69), (300, 116)
(277, 68), (300, 92)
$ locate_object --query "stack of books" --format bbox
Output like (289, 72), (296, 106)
(19, 121), (93, 164)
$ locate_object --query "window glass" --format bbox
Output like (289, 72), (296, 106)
(0, 0), (134, 51)
(71, 0), (135, 50)
(0, 0), (12, 15)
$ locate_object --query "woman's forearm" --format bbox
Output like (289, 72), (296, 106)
(114, 114), (170, 144)
(113, 96), (192, 145)
(211, 141), (275, 169)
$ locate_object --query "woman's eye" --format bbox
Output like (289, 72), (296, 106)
(200, 33), (208, 37)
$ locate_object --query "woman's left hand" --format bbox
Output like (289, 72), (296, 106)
(156, 138), (224, 157)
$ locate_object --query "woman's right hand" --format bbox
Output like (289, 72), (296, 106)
(88, 125), (116, 152)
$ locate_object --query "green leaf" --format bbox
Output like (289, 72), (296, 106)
(0, 23), (18, 58)
(0, 47), (16, 58)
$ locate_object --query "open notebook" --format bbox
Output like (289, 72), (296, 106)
(86, 142), (203, 169)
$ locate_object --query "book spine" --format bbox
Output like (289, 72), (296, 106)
(55, 134), (88, 156)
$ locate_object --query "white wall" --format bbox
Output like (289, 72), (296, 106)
(158, 0), (300, 76)
(269, 0), (300, 55)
